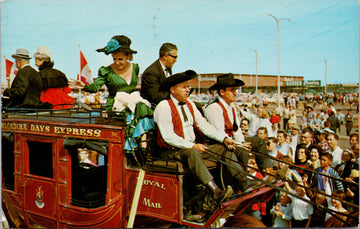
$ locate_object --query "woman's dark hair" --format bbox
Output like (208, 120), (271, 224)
(39, 59), (54, 70)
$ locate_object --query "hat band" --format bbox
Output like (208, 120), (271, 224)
(16, 54), (30, 58)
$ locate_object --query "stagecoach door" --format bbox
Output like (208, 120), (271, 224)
(23, 137), (59, 227)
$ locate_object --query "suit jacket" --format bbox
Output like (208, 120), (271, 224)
(140, 59), (171, 106)
(3, 65), (43, 108)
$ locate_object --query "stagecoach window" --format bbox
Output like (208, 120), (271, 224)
(27, 141), (53, 179)
(63, 137), (108, 209)
(2, 132), (15, 190)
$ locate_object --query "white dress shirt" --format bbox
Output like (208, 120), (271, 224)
(204, 97), (244, 144)
(240, 109), (272, 137)
(154, 95), (226, 149)
(290, 192), (313, 220)
(327, 145), (343, 168)
(160, 61), (170, 78)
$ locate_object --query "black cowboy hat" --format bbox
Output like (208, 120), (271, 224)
(159, 70), (197, 92)
(96, 35), (137, 55)
(209, 73), (244, 91)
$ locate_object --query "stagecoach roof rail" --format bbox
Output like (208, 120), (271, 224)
(2, 104), (127, 125)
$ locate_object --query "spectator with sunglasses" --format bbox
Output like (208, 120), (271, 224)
(140, 42), (178, 107)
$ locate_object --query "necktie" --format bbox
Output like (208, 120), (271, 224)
(165, 68), (171, 77)
(178, 102), (188, 122)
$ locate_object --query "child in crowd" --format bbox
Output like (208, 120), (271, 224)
(270, 192), (293, 227)
(324, 190), (349, 227)
(310, 152), (344, 198)
(285, 181), (313, 227)
(309, 191), (327, 227)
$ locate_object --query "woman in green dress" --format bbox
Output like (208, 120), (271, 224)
(70, 35), (154, 161)
(70, 35), (139, 111)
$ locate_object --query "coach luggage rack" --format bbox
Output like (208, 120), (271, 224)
(2, 103), (128, 125)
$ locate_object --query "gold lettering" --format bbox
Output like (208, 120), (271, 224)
(54, 127), (60, 133)
(3, 123), (28, 131)
(72, 128), (79, 135)
(54, 126), (66, 134)
(79, 129), (86, 136)
(143, 180), (166, 190)
(142, 198), (162, 209)
(66, 128), (73, 135)
(94, 129), (101, 137)
(87, 129), (93, 137)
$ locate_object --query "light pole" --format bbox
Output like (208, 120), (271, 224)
(265, 13), (291, 107)
(251, 48), (258, 94)
(324, 59), (327, 94)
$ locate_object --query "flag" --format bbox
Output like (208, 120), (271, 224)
(5, 59), (18, 87)
(79, 50), (93, 85)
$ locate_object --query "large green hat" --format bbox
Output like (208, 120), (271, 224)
(96, 35), (137, 55)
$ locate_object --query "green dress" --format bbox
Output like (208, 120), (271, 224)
(83, 63), (139, 111)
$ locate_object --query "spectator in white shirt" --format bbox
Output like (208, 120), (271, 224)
(326, 133), (343, 168)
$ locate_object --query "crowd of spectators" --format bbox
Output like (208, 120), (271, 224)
(228, 97), (359, 227)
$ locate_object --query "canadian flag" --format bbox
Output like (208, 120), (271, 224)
(5, 59), (18, 87)
(79, 50), (93, 85)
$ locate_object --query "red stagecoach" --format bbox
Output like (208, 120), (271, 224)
(2, 108), (282, 228)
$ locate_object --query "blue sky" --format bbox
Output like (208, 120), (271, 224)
(1, 0), (359, 85)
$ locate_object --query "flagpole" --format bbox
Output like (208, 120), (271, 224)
(78, 44), (81, 81)
(3, 55), (10, 89)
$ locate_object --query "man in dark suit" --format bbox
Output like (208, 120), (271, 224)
(3, 49), (43, 108)
(140, 42), (177, 106)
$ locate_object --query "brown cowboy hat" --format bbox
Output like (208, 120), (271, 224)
(12, 48), (32, 59)
(159, 70), (197, 92)
(209, 73), (244, 91)
(96, 35), (137, 55)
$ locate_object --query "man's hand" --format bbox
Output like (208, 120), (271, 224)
(223, 137), (238, 150)
(69, 79), (86, 89)
(192, 144), (208, 153)
(242, 142), (252, 149)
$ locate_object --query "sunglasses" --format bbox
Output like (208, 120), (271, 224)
(168, 54), (178, 59)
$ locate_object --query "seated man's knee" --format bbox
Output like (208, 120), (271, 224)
(182, 148), (202, 160)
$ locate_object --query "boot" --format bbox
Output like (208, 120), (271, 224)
(213, 185), (233, 202)
(243, 179), (264, 192)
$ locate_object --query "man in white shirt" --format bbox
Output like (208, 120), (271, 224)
(290, 125), (300, 150)
(154, 70), (240, 201)
(204, 73), (265, 192)
(326, 133), (343, 167)
(205, 74), (245, 144)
